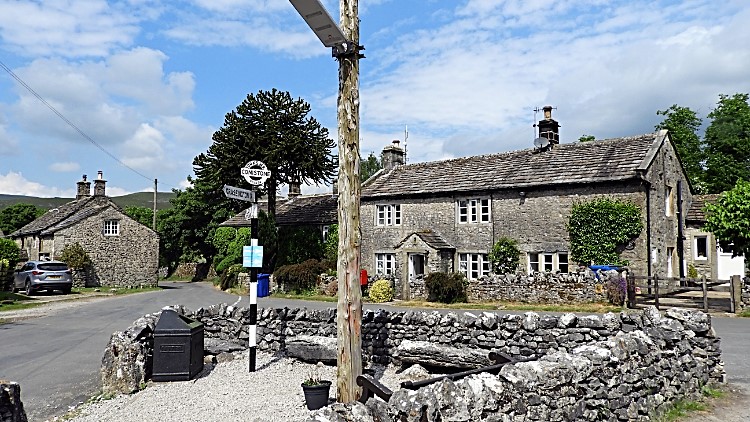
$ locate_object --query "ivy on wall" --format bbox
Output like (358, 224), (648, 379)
(566, 198), (643, 266)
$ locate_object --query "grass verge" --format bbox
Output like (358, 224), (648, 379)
(653, 385), (726, 421)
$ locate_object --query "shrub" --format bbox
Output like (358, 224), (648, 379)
(488, 237), (520, 274)
(368, 279), (394, 303)
(606, 274), (627, 306)
(274, 259), (325, 293)
(323, 224), (338, 262)
(0, 238), (20, 264)
(688, 264), (698, 279)
(59, 242), (91, 269)
(219, 264), (244, 291)
(425, 272), (468, 304)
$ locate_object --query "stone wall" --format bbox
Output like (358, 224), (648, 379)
(0, 382), (27, 422)
(102, 303), (723, 422)
(406, 270), (613, 303)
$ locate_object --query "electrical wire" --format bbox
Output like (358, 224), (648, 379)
(0, 59), (153, 182)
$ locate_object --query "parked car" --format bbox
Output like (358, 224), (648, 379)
(13, 261), (73, 295)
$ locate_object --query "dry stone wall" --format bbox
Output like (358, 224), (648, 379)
(103, 304), (723, 422)
(0, 382), (26, 422)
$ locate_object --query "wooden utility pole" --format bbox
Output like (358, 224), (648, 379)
(336, 0), (362, 403)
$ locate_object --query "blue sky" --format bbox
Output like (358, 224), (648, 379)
(0, 0), (748, 198)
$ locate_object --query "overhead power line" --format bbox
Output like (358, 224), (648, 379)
(0, 59), (153, 182)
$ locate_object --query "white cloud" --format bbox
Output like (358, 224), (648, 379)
(121, 123), (171, 171)
(49, 162), (81, 172)
(0, 0), (140, 58)
(0, 171), (72, 197)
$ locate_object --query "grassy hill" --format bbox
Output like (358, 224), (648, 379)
(0, 191), (176, 210)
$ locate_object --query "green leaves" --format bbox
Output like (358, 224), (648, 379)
(703, 179), (750, 258)
(655, 104), (704, 192)
(0, 203), (45, 234)
(488, 237), (520, 274)
(566, 198), (643, 266)
(704, 93), (750, 193)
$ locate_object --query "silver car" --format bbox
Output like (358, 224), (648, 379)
(13, 261), (73, 295)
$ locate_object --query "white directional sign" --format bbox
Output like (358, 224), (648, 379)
(223, 185), (255, 202)
(241, 161), (272, 186)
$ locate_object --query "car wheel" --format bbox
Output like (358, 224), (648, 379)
(62, 287), (71, 295)
(25, 280), (34, 296)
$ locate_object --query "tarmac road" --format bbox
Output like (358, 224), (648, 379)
(1, 282), (748, 421)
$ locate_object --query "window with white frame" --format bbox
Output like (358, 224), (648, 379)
(375, 253), (396, 275)
(457, 198), (490, 224)
(694, 236), (708, 260)
(103, 220), (120, 236)
(376, 204), (401, 226)
(458, 253), (490, 279)
(527, 252), (569, 273)
(666, 247), (674, 277)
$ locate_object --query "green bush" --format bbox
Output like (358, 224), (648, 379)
(59, 242), (91, 269)
(688, 263), (698, 279)
(274, 259), (324, 293)
(0, 238), (20, 264)
(368, 279), (394, 303)
(219, 264), (244, 291)
(488, 237), (520, 274)
(425, 272), (468, 304)
(276, 226), (323, 268)
(323, 224), (338, 262)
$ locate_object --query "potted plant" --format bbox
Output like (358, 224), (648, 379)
(301, 370), (332, 411)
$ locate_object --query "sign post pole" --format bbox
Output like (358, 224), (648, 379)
(248, 201), (259, 372)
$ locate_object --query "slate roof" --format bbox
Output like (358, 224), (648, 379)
(11, 196), (119, 237)
(395, 230), (454, 250)
(686, 194), (720, 223)
(363, 132), (665, 199)
(222, 194), (337, 227)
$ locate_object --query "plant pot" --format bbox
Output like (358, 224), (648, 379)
(301, 380), (332, 410)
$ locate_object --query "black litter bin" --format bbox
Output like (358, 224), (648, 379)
(152, 309), (204, 382)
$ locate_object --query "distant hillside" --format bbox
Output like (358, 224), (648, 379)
(0, 191), (176, 210)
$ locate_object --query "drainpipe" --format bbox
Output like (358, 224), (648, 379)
(676, 181), (685, 283)
(645, 182), (653, 280)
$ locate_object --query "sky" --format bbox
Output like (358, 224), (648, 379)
(0, 0), (748, 198)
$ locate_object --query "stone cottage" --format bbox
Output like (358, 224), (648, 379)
(685, 194), (746, 280)
(10, 172), (159, 287)
(361, 109), (693, 298)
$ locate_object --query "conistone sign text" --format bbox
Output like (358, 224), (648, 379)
(241, 160), (271, 186)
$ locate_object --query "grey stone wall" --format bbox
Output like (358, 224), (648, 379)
(56, 207), (158, 287)
(0, 382), (27, 422)
(102, 303), (724, 422)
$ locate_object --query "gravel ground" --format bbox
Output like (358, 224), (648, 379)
(63, 352), (404, 422)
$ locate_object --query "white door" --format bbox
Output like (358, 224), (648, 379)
(408, 254), (425, 279)
(717, 244), (745, 280)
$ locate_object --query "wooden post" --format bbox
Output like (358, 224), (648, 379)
(702, 275), (708, 312)
(654, 274), (660, 310)
(336, 0), (363, 403)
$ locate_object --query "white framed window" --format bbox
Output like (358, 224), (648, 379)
(457, 198), (490, 224)
(459, 253), (490, 279)
(104, 220), (120, 236)
(375, 253), (396, 275)
(666, 247), (674, 277)
(376, 204), (401, 226)
(694, 236), (708, 260)
(527, 252), (569, 274)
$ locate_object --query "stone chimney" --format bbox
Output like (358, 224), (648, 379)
(381, 140), (405, 171)
(537, 105), (560, 146)
(93, 170), (107, 197)
(288, 180), (301, 199)
(76, 175), (91, 200)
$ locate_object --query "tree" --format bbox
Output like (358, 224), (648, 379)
(360, 152), (381, 182)
(193, 89), (337, 218)
(211, 227), (251, 274)
(578, 135), (595, 143)
(124, 206), (153, 227)
(655, 105), (705, 192)
(276, 226), (323, 268)
(0, 203), (45, 234)
(703, 179), (750, 258)
(703, 93), (750, 193)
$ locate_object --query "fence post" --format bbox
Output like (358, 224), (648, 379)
(730, 275), (742, 314)
(625, 270), (636, 309)
(654, 274), (660, 310)
(702, 275), (708, 312)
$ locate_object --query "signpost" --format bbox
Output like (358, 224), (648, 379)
(224, 161), (270, 373)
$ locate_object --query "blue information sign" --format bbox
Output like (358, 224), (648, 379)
(242, 246), (264, 268)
